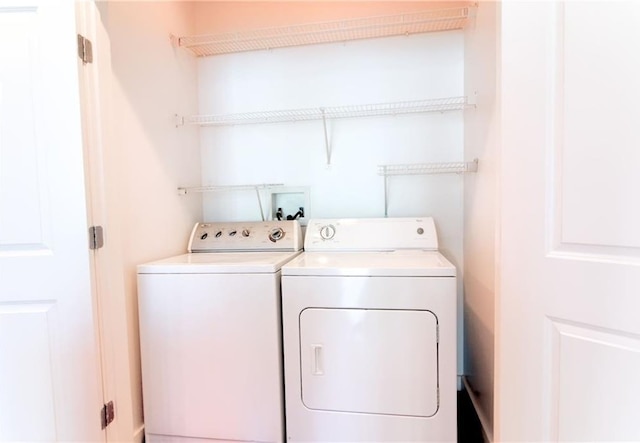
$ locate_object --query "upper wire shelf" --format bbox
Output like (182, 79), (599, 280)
(173, 7), (471, 57)
(179, 96), (473, 127)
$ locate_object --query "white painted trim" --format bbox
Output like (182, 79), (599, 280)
(463, 376), (494, 443)
(74, 4), (108, 442)
(75, 2), (137, 442)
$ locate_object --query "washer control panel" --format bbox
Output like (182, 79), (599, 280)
(305, 217), (439, 252)
(189, 221), (303, 252)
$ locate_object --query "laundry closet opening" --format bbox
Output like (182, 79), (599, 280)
(176, 2), (468, 381)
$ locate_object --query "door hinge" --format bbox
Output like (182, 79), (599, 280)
(89, 226), (104, 250)
(77, 34), (93, 64)
(101, 401), (115, 430)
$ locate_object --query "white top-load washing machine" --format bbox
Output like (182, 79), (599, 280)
(137, 221), (302, 443)
(281, 217), (457, 442)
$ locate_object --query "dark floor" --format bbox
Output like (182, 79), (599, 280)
(458, 388), (484, 443)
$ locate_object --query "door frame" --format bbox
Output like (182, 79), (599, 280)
(75, 1), (137, 442)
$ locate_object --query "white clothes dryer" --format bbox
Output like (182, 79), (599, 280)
(281, 217), (457, 442)
(137, 221), (302, 443)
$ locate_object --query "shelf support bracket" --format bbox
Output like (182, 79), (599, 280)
(321, 108), (332, 165)
(383, 166), (389, 217)
(255, 187), (266, 221)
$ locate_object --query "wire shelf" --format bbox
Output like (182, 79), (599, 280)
(178, 183), (284, 221)
(177, 183), (283, 195)
(378, 159), (478, 176)
(379, 160), (478, 216)
(184, 96), (472, 127)
(175, 7), (471, 57)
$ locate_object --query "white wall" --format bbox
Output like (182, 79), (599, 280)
(99, 2), (200, 440)
(463, 1), (499, 440)
(197, 26), (465, 374)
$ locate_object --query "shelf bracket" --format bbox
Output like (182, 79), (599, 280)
(383, 166), (389, 218)
(321, 108), (332, 165)
(467, 91), (478, 108)
(255, 187), (266, 221)
(169, 33), (180, 49)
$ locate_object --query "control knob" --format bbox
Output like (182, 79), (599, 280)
(242, 229), (250, 237)
(268, 227), (285, 242)
(319, 224), (336, 240)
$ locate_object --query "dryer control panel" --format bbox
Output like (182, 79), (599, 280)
(305, 217), (438, 252)
(189, 220), (303, 252)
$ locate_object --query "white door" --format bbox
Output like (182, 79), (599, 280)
(499, 1), (640, 441)
(0, 1), (104, 442)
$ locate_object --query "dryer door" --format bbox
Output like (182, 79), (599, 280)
(299, 308), (438, 417)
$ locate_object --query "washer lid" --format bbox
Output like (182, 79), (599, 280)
(281, 250), (456, 277)
(137, 251), (302, 274)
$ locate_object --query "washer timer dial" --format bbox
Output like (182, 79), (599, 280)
(268, 227), (284, 242)
(319, 224), (336, 240)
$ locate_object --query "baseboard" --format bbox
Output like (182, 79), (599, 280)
(462, 376), (494, 443)
(134, 424), (145, 443)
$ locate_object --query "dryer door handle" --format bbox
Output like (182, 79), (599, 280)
(311, 344), (324, 376)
